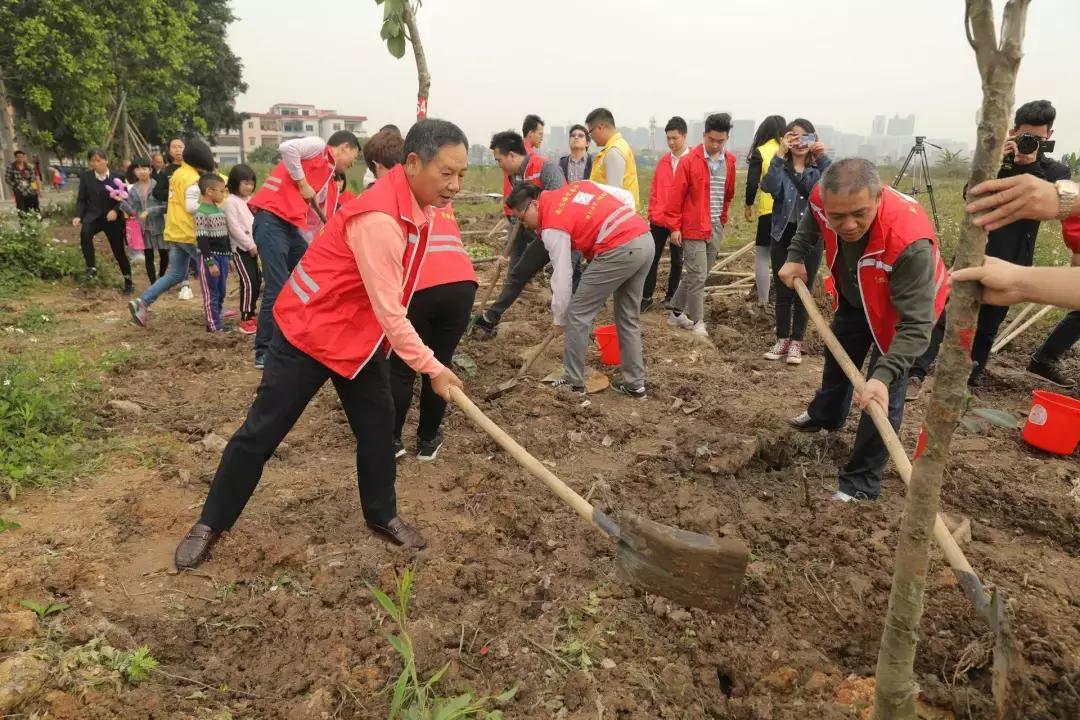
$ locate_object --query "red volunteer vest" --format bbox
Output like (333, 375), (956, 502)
(538, 181), (650, 260)
(273, 165), (429, 378)
(415, 204), (478, 291)
(808, 185), (950, 354)
(502, 153), (546, 216)
(249, 144), (340, 229)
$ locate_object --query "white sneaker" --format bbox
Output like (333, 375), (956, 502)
(831, 491), (856, 503)
(764, 338), (791, 360)
(178, 284), (194, 301)
(786, 341), (803, 365)
(667, 312), (693, 329)
(691, 321), (708, 337)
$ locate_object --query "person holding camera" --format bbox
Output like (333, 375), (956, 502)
(907, 100), (1071, 396)
(760, 119), (831, 365)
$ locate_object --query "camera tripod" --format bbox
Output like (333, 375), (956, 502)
(892, 136), (941, 232)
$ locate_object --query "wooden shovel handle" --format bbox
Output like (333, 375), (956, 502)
(514, 329), (558, 381)
(449, 386), (616, 537)
(793, 279), (982, 583)
(475, 222), (519, 315)
(309, 197), (328, 225)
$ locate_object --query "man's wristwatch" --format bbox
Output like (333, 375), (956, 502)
(1055, 179), (1079, 220)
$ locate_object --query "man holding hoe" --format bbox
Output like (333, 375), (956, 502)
(779, 158), (949, 502)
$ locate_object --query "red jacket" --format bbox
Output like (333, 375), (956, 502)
(249, 146), (340, 229)
(415, 204), (478, 291)
(538, 181), (649, 260)
(274, 165), (428, 378)
(648, 151), (686, 227)
(501, 153), (546, 217)
(1063, 215), (1080, 253)
(663, 145), (736, 239)
(809, 185), (950, 354)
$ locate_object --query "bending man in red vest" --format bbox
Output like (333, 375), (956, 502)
(174, 120), (469, 569)
(249, 131), (361, 370)
(472, 131), (566, 339)
(506, 180), (655, 399)
(778, 158), (949, 502)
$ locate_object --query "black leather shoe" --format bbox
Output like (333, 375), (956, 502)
(368, 516), (427, 549)
(174, 523), (222, 569)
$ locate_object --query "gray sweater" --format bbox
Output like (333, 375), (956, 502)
(786, 211), (936, 386)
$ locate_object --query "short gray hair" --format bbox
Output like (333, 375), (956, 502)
(403, 119), (469, 164)
(821, 157), (882, 198)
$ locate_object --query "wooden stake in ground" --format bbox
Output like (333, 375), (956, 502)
(873, 2), (1030, 719)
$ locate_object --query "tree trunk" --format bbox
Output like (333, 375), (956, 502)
(0, 63), (17, 170)
(873, 2), (1031, 718)
(401, 1), (430, 120)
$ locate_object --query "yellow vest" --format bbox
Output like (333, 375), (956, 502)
(755, 139), (780, 217)
(163, 162), (202, 244)
(590, 132), (640, 209)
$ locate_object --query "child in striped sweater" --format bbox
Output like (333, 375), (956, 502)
(194, 174), (231, 332)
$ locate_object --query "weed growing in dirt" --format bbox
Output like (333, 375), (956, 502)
(0, 517), (20, 532)
(0, 215), (83, 294)
(55, 637), (160, 689)
(18, 599), (69, 619)
(555, 590), (615, 670)
(368, 567), (518, 719)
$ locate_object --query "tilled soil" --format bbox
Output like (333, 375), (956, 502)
(1, 223), (1078, 719)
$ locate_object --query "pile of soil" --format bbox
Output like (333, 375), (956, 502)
(1, 221), (1077, 719)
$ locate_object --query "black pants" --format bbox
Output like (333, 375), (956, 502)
(232, 251), (262, 320)
(199, 331), (398, 530)
(771, 222), (821, 341)
(80, 218), (132, 278)
(391, 281), (476, 442)
(143, 249), (169, 283)
(642, 223), (683, 302)
(1034, 310), (1080, 365)
(14, 192), (40, 215)
(806, 296), (908, 500)
(487, 234), (550, 324)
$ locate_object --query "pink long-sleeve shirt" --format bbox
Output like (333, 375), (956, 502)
(221, 194), (256, 253)
(344, 197), (444, 378)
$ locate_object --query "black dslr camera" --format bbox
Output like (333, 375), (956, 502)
(1014, 133), (1055, 156)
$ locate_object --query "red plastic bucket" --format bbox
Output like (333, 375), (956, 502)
(594, 324), (621, 365)
(1022, 390), (1080, 455)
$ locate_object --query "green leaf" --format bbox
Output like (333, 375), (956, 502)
(424, 661), (451, 689)
(386, 632), (410, 662)
(367, 583), (401, 622)
(18, 599), (47, 617)
(970, 407), (1020, 429)
(387, 33), (407, 59)
(0, 518), (20, 533)
(960, 417), (984, 433)
(44, 602), (69, 616)
(494, 685), (519, 703)
(390, 666), (409, 719)
(434, 694), (475, 720)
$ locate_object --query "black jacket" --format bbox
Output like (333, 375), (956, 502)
(558, 153), (593, 182)
(984, 155), (1071, 264)
(152, 163), (179, 204)
(75, 170), (125, 225)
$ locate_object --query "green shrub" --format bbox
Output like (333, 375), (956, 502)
(0, 216), (83, 290)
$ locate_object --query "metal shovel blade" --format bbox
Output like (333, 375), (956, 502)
(615, 512), (748, 613)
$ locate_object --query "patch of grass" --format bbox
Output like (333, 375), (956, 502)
(0, 215), (84, 296)
(0, 348), (103, 496)
(0, 304), (57, 333)
(368, 567), (518, 719)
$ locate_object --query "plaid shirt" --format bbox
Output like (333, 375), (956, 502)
(5, 161), (37, 196)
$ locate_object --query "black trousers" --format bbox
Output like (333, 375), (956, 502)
(771, 222), (821, 341)
(806, 296), (908, 500)
(232, 251), (263, 320)
(487, 234), (550, 324)
(642, 223), (683, 302)
(14, 192), (40, 214)
(80, 218), (132, 278)
(1035, 310), (1080, 365)
(143, 249), (169, 283)
(391, 281), (476, 442)
(199, 330), (398, 530)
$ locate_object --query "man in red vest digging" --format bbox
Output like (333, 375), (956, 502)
(779, 158), (949, 502)
(174, 120), (470, 569)
(249, 131), (361, 370)
(506, 179), (654, 399)
(472, 131), (565, 338)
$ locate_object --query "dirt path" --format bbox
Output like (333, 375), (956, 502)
(1, 229), (1078, 719)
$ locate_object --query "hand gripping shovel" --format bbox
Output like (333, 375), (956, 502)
(468, 223), (520, 334)
(484, 328), (558, 400)
(793, 278), (1013, 698)
(308, 196), (328, 225)
(450, 387), (749, 612)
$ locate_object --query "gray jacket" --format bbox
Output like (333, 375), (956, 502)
(121, 179), (167, 238)
(760, 154), (831, 241)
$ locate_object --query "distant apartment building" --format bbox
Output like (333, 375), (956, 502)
(210, 102), (368, 164)
(887, 113), (916, 137)
(872, 115), (887, 137)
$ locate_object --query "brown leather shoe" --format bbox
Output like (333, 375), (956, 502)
(174, 523), (222, 569)
(367, 516), (427, 549)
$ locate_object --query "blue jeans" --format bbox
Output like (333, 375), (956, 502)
(140, 243), (201, 307)
(200, 253), (230, 331)
(254, 212), (307, 358)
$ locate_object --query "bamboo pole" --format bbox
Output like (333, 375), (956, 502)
(991, 304), (1052, 353)
(709, 240), (754, 274)
(993, 303), (1037, 344)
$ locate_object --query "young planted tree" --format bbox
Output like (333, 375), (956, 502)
(874, 2), (1031, 719)
(375, 0), (431, 120)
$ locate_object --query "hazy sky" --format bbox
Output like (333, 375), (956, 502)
(228, 0), (1080, 152)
